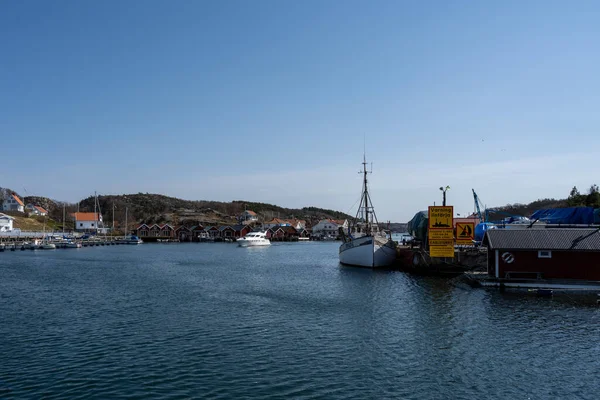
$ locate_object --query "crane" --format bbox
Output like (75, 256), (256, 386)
(472, 189), (486, 223)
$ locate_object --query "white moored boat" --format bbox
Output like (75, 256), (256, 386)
(237, 231), (271, 247)
(338, 156), (397, 268)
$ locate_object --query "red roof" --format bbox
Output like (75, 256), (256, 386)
(245, 210), (257, 216)
(12, 194), (24, 206)
(34, 206), (47, 213)
(73, 212), (100, 221)
(266, 218), (287, 224)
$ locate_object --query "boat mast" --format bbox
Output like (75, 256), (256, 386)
(94, 191), (98, 236)
(124, 207), (128, 240)
(362, 154), (370, 235)
(62, 203), (65, 235)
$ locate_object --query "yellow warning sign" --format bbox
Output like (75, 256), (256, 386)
(456, 222), (475, 245)
(429, 230), (454, 240)
(430, 245), (454, 258)
(428, 206), (453, 230)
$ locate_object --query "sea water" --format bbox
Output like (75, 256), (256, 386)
(1, 242), (599, 399)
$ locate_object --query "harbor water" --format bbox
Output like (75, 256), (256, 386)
(1, 242), (599, 399)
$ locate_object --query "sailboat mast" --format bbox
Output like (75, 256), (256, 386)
(124, 207), (128, 240)
(94, 191), (97, 236)
(62, 203), (65, 235)
(363, 155), (369, 234)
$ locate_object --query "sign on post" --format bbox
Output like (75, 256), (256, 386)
(455, 222), (475, 245)
(428, 206), (454, 258)
(428, 206), (453, 230)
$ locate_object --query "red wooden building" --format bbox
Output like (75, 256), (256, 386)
(175, 226), (192, 241)
(232, 225), (253, 238)
(483, 228), (600, 281)
(137, 224), (175, 240)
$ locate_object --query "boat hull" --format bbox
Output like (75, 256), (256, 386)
(237, 240), (270, 247)
(339, 236), (396, 268)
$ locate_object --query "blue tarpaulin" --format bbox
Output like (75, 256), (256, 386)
(475, 223), (496, 242)
(529, 207), (595, 225)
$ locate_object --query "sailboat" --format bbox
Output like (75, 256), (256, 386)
(121, 207), (143, 244)
(39, 212), (56, 249)
(338, 156), (397, 268)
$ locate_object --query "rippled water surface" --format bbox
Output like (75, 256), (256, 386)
(1, 242), (599, 399)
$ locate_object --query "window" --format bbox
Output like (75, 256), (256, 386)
(80, 223), (83, 227)
(91, 223), (95, 227)
(538, 250), (552, 258)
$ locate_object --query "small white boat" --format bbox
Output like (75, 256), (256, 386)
(39, 242), (56, 250)
(237, 231), (271, 247)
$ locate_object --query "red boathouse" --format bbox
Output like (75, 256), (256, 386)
(483, 228), (600, 281)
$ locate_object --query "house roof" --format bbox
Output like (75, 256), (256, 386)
(483, 228), (600, 251)
(34, 206), (47, 213)
(219, 225), (234, 231)
(231, 224), (250, 231)
(244, 210), (257, 216)
(11, 194), (24, 206)
(190, 225), (205, 231)
(73, 212), (100, 221)
(141, 223), (173, 230)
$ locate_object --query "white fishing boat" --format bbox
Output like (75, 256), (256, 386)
(236, 231), (271, 247)
(338, 156), (397, 268)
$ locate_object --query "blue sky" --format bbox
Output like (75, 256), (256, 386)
(2, 1), (599, 221)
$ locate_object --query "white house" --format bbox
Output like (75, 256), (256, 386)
(0, 213), (15, 232)
(241, 210), (258, 224)
(26, 204), (48, 216)
(2, 193), (24, 213)
(73, 212), (103, 231)
(311, 219), (349, 237)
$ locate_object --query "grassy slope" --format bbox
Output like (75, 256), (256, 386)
(11, 215), (62, 232)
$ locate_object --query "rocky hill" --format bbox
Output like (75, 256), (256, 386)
(77, 193), (354, 228)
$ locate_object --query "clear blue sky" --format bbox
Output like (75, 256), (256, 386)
(2, 1), (599, 221)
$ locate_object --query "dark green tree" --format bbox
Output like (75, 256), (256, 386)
(567, 186), (585, 206)
(585, 184), (600, 208)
